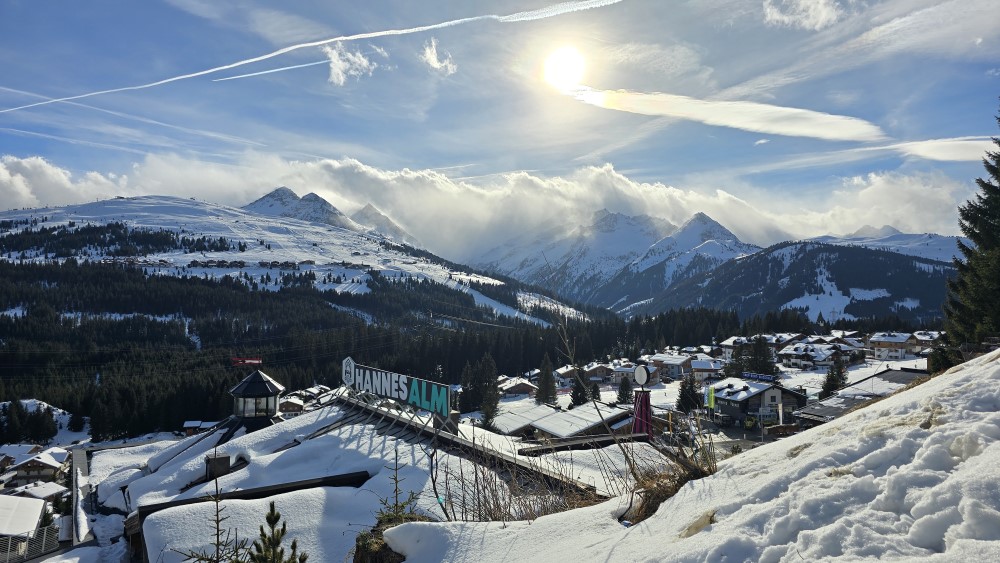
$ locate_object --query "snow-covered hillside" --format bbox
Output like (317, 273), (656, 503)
(812, 224), (968, 263)
(242, 186), (362, 232)
(351, 202), (420, 247)
(477, 209), (677, 303)
(0, 195), (578, 326)
(387, 350), (1000, 562)
(0, 399), (89, 446)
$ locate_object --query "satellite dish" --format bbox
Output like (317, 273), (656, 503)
(634, 365), (649, 386)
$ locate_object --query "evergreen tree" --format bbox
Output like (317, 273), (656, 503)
(616, 376), (634, 404)
(945, 102), (1000, 354)
(675, 373), (701, 413)
(68, 411), (86, 433)
(458, 362), (479, 413)
(570, 373), (589, 406)
(746, 336), (779, 375)
(247, 502), (308, 563)
(535, 354), (557, 405)
(478, 355), (500, 430)
(820, 357), (848, 399)
(590, 381), (601, 401)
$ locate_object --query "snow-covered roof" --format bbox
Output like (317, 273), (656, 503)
(280, 397), (305, 407)
(554, 365), (577, 376)
(777, 343), (852, 361)
(708, 377), (773, 402)
(912, 330), (943, 343)
(491, 401), (560, 435)
(497, 377), (537, 394)
(691, 360), (723, 371)
(530, 402), (630, 439)
(719, 336), (750, 347)
(11, 447), (68, 471)
(229, 370), (285, 397)
(869, 332), (914, 343)
(0, 495), (44, 537)
(8, 480), (68, 500)
(794, 368), (927, 422)
(648, 354), (690, 365)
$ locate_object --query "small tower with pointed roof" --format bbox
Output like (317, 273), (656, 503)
(230, 370), (285, 420)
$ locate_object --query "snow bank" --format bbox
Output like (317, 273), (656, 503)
(386, 350), (1000, 561)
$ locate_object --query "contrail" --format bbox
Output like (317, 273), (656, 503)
(1, 0), (624, 114)
(213, 60), (329, 82)
(573, 87), (887, 143)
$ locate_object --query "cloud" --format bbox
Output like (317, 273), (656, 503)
(3, 153), (972, 260)
(322, 44), (377, 86)
(0, 156), (124, 209)
(754, 139), (770, 146)
(421, 38), (457, 76)
(574, 87), (887, 142)
(762, 0), (844, 31)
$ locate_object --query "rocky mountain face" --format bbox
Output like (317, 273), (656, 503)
(243, 187), (362, 232)
(631, 241), (954, 322)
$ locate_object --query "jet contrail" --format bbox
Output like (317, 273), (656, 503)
(1, 0), (624, 114)
(213, 60), (330, 82)
(574, 87), (887, 143)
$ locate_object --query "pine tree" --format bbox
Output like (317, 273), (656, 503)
(535, 354), (557, 405)
(247, 502), (308, 563)
(616, 376), (634, 404)
(945, 102), (1000, 353)
(746, 336), (779, 375)
(570, 373), (589, 406)
(675, 373), (701, 413)
(820, 357), (848, 399)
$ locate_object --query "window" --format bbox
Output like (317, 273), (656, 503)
(770, 395), (777, 403)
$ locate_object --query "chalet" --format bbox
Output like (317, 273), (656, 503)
(278, 396), (305, 417)
(611, 362), (638, 385)
(794, 367), (927, 428)
(582, 362), (613, 383)
(868, 332), (916, 360)
(554, 365), (578, 386)
(912, 331), (944, 355)
(691, 359), (724, 380)
(719, 336), (751, 361)
(6, 447), (69, 488)
(0, 495), (45, 544)
(648, 354), (692, 381)
(777, 343), (852, 369)
(707, 377), (807, 426)
(497, 376), (538, 397)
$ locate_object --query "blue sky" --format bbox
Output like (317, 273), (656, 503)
(1, 0), (998, 259)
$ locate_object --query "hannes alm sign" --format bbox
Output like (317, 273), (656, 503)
(341, 357), (450, 419)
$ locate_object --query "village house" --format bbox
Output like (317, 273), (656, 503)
(529, 402), (632, 440)
(776, 343), (853, 369)
(5, 447), (69, 489)
(707, 377), (808, 427)
(691, 359), (724, 380)
(497, 376), (538, 397)
(8, 480), (69, 504)
(647, 353), (692, 381)
(582, 362), (614, 383)
(278, 396), (305, 417)
(912, 330), (944, 355)
(554, 365), (578, 387)
(868, 332), (916, 360)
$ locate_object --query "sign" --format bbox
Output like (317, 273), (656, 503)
(232, 357), (263, 366)
(634, 365), (649, 387)
(341, 357), (451, 419)
(742, 372), (777, 383)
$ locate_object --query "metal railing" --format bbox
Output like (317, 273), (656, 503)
(0, 525), (60, 563)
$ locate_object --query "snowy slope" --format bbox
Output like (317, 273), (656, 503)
(477, 209), (677, 303)
(387, 349), (1000, 562)
(812, 224), (968, 263)
(0, 196), (574, 325)
(0, 399), (89, 446)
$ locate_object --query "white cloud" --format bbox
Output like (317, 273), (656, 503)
(574, 87), (886, 142)
(421, 38), (457, 76)
(322, 44), (377, 86)
(762, 0), (844, 31)
(754, 139), (770, 146)
(0, 156), (124, 210)
(3, 154), (972, 260)
(247, 9), (334, 45)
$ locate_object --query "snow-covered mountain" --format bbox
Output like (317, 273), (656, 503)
(633, 241), (954, 322)
(477, 209), (678, 303)
(592, 213), (760, 312)
(350, 203), (420, 247)
(811, 224), (967, 263)
(0, 195), (581, 326)
(243, 187), (363, 232)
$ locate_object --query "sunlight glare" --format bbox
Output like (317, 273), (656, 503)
(543, 46), (585, 91)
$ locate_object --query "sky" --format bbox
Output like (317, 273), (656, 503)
(1, 0), (998, 260)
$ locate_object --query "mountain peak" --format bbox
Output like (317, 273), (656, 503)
(243, 188), (360, 232)
(848, 224), (902, 239)
(675, 212), (737, 241)
(351, 203), (420, 247)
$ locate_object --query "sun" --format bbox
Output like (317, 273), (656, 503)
(543, 46), (585, 91)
